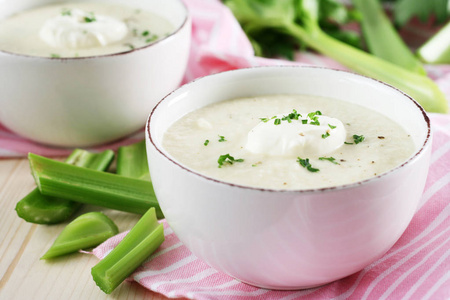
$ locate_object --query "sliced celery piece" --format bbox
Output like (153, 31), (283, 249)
(417, 21), (450, 64)
(116, 140), (151, 181)
(41, 212), (119, 259)
(15, 149), (114, 224)
(92, 208), (164, 294)
(352, 0), (426, 75)
(28, 153), (163, 218)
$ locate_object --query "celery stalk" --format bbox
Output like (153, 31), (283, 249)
(417, 21), (450, 64)
(41, 212), (119, 259)
(92, 208), (164, 294)
(28, 153), (163, 218)
(15, 149), (114, 224)
(286, 23), (448, 113)
(117, 140), (151, 181)
(352, 0), (426, 75)
(225, 0), (448, 113)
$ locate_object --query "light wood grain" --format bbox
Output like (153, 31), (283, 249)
(0, 158), (169, 300)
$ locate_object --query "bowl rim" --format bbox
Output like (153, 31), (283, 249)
(0, 0), (189, 60)
(147, 65), (431, 194)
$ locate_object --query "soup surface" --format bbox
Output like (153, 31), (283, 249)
(162, 95), (416, 190)
(0, 2), (174, 57)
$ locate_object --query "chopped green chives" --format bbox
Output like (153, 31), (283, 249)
(319, 156), (340, 164)
(353, 134), (365, 144)
(218, 135), (226, 142)
(218, 154), (244, 168)
(274, 118), (281, 125)
(204, 139), (210, 146)
(322, 132), (330, 139)
(297, 157), (319, 172)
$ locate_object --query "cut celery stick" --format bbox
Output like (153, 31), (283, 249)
(417, 21), (450, 64)
(15, 149), (114, 224)
(41, 212), (119, 259)
(92, 207), (164, 294)
(28, 153), (164, 218)
(352, 0), (426, 75)
(117, 140), (151, 181)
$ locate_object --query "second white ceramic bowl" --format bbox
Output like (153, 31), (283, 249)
(0, 0), (190, 147)
(146, 66), (431, 289)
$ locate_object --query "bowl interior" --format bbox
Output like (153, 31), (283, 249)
(149, 66), (430, 168)
(0, 0), (187, 36)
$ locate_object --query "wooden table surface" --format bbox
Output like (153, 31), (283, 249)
(0, 158), (168, 300)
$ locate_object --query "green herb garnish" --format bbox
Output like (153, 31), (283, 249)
(142, 30), (150, 36)
(124, 43), (135, 50)
(61, 9), (71, 16)
(84, 13), (96, 23)
(281, 109), (302, 123)
(218, 135), (226, 142)
(218, 154), (244, 168)
(274, 118), (281, 125)
(204, 139), (210, 146)
(307, 111), (322, 125)
(353, 134), (365, 144)
(297, 157), (319, 172)
(322, 132), (330, 139)
(319, 157), (340, 165)
(146, 35), (159, 43)
(328, 124), (336, 129)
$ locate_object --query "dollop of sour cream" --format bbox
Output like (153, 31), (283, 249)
(39, 9), (128, 49)
(245, 111), (346, 157)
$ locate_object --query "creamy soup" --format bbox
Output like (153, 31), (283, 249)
(0, 2), (174, 57)
(162, 95), (416, 190)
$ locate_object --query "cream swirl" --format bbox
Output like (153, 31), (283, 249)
(245, 111), (346, 157)
(39, 8), (128, 49)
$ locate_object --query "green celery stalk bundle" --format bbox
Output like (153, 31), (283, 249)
(352, 0), (426, 75)
(92, 207), (164, 294)
(224, 0), (448, 113)
(15, 149), (114, 224)
(28, 153), (164, 218)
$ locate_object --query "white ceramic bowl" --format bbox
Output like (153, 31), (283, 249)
(145, 66), (431, 289)
(0, 0), (190, 147)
